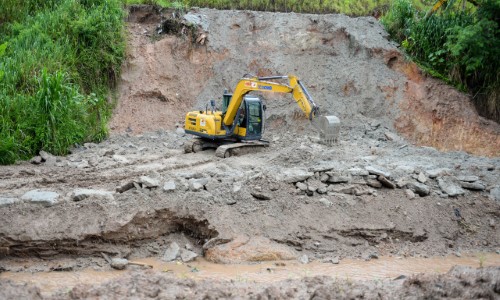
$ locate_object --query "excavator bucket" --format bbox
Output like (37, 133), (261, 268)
(318, 115), (340, 145)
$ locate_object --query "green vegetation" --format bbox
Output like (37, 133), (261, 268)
(127, 0), (433, 16)
(0, 0), (126, 164)
(381, 0), (499, 122)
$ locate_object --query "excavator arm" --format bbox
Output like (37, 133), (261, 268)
(222, 75), (320, 127)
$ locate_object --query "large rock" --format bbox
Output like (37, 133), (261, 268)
(489, 187), (500, 202)
(110, 258), (129, 270)
(426, 168), (451, 178)
(72, 189), (114, 202)
(365, 166), (391, 178)
(39, 150), (57, 165)
(162, 242), (180, 262)
(457, 175), (479, 182)
(407, 182), (430, 197)
(0, 197), (19, 207)
(460, 181), (485, 191)
(140, 175), (160, 188)
(163, 180), (176, 192)
(183, 12), (210, 31)
(205, 235), (297, 264)
(180, 249), (198, 262)
(277, 168), (313, 183)
(188, 178), (209, 191)
(21, 190), (60, 207)
(438, 177), (465, 197)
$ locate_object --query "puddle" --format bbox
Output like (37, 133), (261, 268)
(1, 253), (499, 296)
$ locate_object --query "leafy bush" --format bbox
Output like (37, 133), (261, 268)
(382, 0), (500, 122)
(0, 0), (125, 164)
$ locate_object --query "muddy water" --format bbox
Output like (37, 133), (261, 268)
(2, 253), (499, 296)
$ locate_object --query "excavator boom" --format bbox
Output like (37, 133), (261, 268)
(223, 75), (319, 127)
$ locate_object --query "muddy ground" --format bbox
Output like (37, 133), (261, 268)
(1, 5), (499, 299)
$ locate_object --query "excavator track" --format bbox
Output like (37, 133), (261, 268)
(215, 140), (270, 158)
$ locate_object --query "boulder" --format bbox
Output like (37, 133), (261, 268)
(162, 242), (180, 262)
(278, 168), (313, 183)
(0, 197), (19, 207)
(188, 178), (209, 191)
(180, 249), (198, 262)
(163, 180), (176, 192)
(425, 168), (451, 178)
(365, 166), (391, 178)
(407, 182), (430, 197)
(204, 235), (296, 264)
(438, 177), (465, 197)
(460, 181), (485, 191)
(21, 190), (60, 207)
(110, 258), (129, 270)
(72, 189), (114, 202)
(457, 175), (479, 182)
(140, 176), (160, 188)
(296, 182), (307, 191)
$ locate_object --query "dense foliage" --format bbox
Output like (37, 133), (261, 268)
(382, 0), (499, 122)
(0, 0), (126, 164)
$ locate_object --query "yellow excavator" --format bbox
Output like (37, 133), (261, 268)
(183, 74), (339, 158)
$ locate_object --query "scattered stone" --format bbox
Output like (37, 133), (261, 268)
(320, 173), (329, 182)
(225, 199), (237, 205)
(112, 155), (129, 164)
(490, 187), (500, 202)
(366, 179), (382, 188)
(404, 189), (415, 199)
(384, 131), (399, 141)
(162, 242), (180, 262)
(327, 175), (350, 184)
(438, 177), (465, 197)
(426, 168), (451, 178)
(348, 168), (369, 176)
(296, 182), (307, 191)
(0, 197), (19, 207)
(140, 176), (160, 188)
(417, 172), (427, 183)
(116, 181), (135, 193)
(180, 249), (198, 262)
(31, 156), (42, 165)
(72, 189), (114, 202)
(232, 182), (242, 193)
(175, 127), (186, 136)
(110, 258), (129, 270)
(188, 178), (208, 191)
(460, 181), (485, 191)
(489, 219), (495, 228)
(163, 180), (176, 192)
(39, 151), (57, 165)
(378, 175), (395, 189)
(365, 166), (391, 178)
(362, 251), (379, 261)
(454, 252), (462, 258)
(21, 190), (60, 207)
(326, 257), (340, 264)
(251, 191), (272, 201)
(319, 198), (332, 207)
(278, 168), (313, 183)
(317, 186), (327, 194)
(457, 175), (479, 182)
(298, 254), (309, 264)
(407, 182), (430, 197)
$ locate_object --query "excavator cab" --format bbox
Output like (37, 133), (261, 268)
(238, 96), (264, 140)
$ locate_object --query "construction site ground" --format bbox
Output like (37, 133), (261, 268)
(1, 5), (499, 299)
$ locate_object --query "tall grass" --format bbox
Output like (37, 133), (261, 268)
(0, 0), (125, 164)
(382, 0), (499, 122)
(127, 0), (431, 15)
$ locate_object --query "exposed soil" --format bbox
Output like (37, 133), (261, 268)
(1, 5), (499, 299)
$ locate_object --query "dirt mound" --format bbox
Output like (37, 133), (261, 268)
(111, 6), (499, 156)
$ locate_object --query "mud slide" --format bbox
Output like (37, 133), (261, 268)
(1, 5), (499, 299)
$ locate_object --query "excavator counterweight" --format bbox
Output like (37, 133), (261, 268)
(183, 74), (339, 157)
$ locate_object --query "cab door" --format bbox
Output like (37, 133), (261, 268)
(244, 97), (263, 140)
